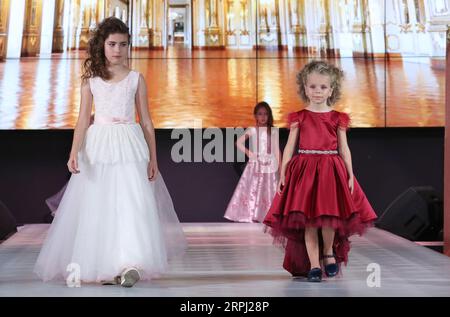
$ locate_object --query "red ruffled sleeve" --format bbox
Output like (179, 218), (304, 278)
(338, 112), (351, 130)
(287, 111), (304, 129)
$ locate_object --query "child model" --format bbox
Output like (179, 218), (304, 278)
(263, 61), (377, 282)
(224, 102), (280, 223)
(34, 17), (186, 287)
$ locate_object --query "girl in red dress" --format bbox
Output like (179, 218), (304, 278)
(263, 60), (377, 282)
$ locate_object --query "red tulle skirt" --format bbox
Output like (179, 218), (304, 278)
(263, 154), (377, 277)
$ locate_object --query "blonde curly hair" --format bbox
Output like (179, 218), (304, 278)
(296, 60), (344, 106)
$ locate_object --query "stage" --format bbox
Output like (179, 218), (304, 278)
(1, 223), (450, 297)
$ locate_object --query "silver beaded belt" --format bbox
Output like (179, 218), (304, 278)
(298, 149), (338, 155)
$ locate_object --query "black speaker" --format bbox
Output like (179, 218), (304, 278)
(376, 186), (443, 241)
(0, 200), (17, 241)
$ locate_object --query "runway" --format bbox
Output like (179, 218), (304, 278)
(1, 223), (450, 297)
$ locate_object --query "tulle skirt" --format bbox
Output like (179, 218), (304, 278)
(263, 153), (377, 276)
(34, 123), (187, 283)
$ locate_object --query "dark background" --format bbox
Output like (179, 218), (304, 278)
(0, 127), (444, 224)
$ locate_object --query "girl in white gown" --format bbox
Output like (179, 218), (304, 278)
(34, 17), (187, 286)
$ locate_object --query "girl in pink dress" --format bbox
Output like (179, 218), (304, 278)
(224, 102), (280, 223)
(263, 61), (377, 282)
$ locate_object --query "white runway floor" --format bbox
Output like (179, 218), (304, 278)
(1, 223), (450, 297)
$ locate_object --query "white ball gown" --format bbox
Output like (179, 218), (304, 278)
(34, 70), (187, 283)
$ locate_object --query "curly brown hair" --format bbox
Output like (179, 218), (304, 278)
(296, 60), (344, 106)
(81, 17), (131, 81)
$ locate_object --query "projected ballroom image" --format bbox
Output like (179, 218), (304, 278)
(0, 0), (447, 128)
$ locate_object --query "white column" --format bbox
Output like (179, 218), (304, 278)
(408, 0), (432, 58)
(367, 0), (385, 56)
(188, 4), (192, 45)
(385, 0), (401, 55)
(304, 0), (318, 52)
(6, 0), (26, 58)
(197, 0), (206, 46)
(417, 0), (433, 57)
(132, 0), (139, 47)
(327, 0), (338, 51)
(424, 0), (447, 62)
(62, 0), (71, 52)
(218, 0), (226, 45)
(162, 0), (167, 47)
(185, 6), (190, 44)
(278, 0), (288, 46)
(336, 0), (354, 57)
(68, 0), (80, 49)
(250, 0), (256, 46)
(40, 0), (57, 57)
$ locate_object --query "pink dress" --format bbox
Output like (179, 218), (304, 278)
(224, 127), (280, 223)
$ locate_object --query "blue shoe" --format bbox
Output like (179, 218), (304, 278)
(323, 255), (339, 277)
(307, 268), (322, 282)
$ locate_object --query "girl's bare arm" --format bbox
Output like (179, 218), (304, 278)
(337, 128), (354, 180)
(135, 74), (157, 164)
(70, 80), (93, 157)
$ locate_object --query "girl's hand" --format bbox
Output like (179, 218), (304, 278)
(348, 176), (354, 194)
(277, 174), (285, 194)
(248, 151), (257, 161)
(148, 160), (159, 181)
(67, 153), (80, 174)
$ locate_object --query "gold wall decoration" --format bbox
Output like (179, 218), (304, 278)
(288, 0), (306, 32)
(89, 0), (99, 30)
(240, 0), (249, 35)
(401, 0), (410, 24)
(226, 0), (235, 35)
(287, 0), (306, 49)
(148, 0), (163, 48)
(225, 0), (251, 46)
(206, 0), (219, 28)
(258, 0), (272, 32)
(352, 0), (369, 32)
(205, 0), (222, 46)
(319, 0), (335, 54)
(148, 0), (153, 27)
(257, 0), (281, 46)
(413, 0), (426, 33)
(448, 24), (450, 44)
(21, 0), (43, 57)
(352, 0), (372, 57)
(141, 0), (148, 28)
(413, 0), (424, 23)
(52, 0), (65, 53)
(138, 0), (150, 46)
(338, 0), (352, 31)
(79, 0), (92, 49)
(0, 0), (11, 60)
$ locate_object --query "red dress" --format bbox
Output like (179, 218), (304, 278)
(263, 109), (377, 276)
